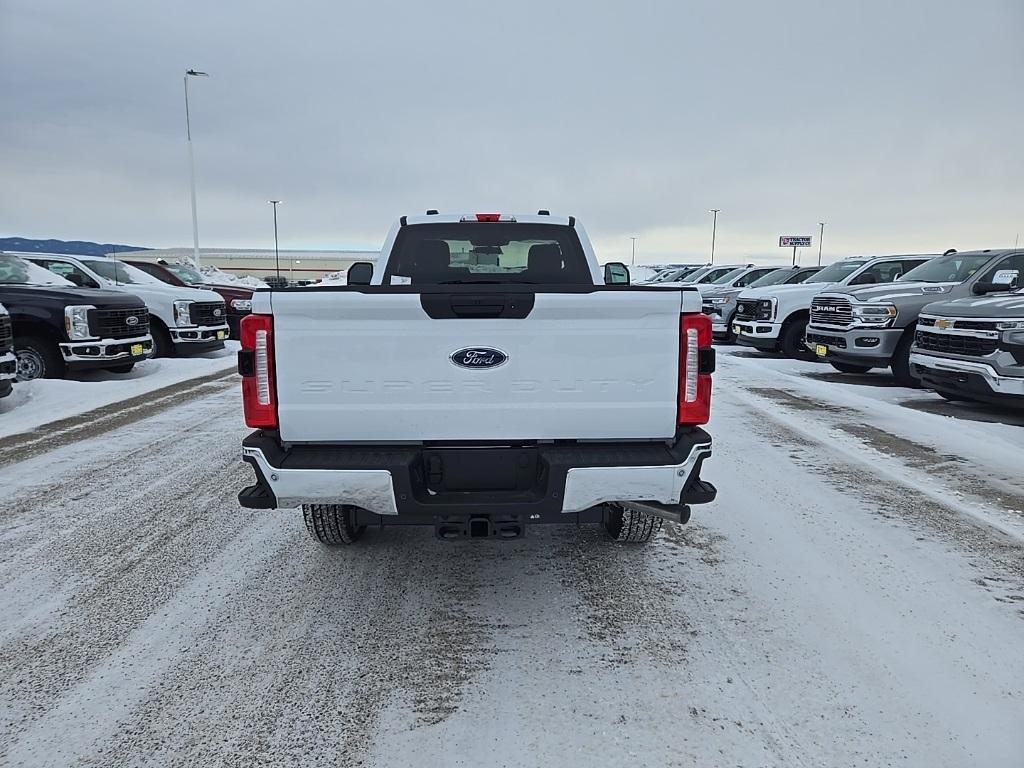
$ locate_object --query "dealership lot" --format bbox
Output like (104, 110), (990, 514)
(1, 348), (1021, 767)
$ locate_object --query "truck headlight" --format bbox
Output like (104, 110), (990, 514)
(1006, 330), (1024, 345)
(708, 296), (733, 305)
(230, 298), (252, 311)
(995, 319), (1024, 331)
(173, 300), (193, 327)
(757, 298), (776, 320)
(64, 305), (96, 340)
(852, 303), (897, 327)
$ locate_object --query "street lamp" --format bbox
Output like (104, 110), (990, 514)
(184, 69), (209, 266)
(709, 209), (720, 264)
(268, 200), (282, 281)
(630, 236), (637, 266)
(818, 222), (826, 265)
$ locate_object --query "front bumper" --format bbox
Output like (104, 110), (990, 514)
(0, 351), (15, 382)
(805, 325), (904, 367)
(733, 320), (782, 350)
(910, 352), (1024, 401)
(60, 333), (154, 369)
(170, 323), (230, 344)
(239, 429), (716, 519)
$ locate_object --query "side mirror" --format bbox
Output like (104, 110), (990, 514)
(972, 281), (1013, 296)
(603, 262), (630, 285)
(65, 273), (84, 287)
(347, 262), (373, 285)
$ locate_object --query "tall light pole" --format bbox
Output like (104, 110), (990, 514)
(709, 209), (720, 264)
(184, 69), (209, 266)
(630, 236), (637, 266)
(818, 221), (826, 265)
(268, 200), (282, 282)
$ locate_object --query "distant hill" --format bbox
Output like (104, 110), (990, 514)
(0, 237), (151, 257)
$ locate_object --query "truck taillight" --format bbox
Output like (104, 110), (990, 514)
(678, 313), (714, 426)
(239, 314), (277, 429)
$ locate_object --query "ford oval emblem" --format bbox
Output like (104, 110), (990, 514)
(450, 347), (508, 370)
(214, 308), (223, 317)
(125, 315), (139, 326)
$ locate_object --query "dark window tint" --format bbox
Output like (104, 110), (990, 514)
(385, 223), (591, 285)
(850, 260), (916, 285)
(787, 268), (822, 284)
(735, 268), (777, 287)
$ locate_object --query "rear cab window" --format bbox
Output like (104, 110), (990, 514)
(383, 223), (592, 285)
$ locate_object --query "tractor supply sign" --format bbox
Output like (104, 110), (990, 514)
(779, 236), (812, 247)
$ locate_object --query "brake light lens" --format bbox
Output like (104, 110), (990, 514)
(475, 213), (501, 222)
(240, 314), (277, 428)
(678, 313), (713, 426)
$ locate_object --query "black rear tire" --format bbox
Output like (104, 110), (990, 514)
(14, 336), (65, 381)
(780, 318), (813, 360)
(891, 331), (919, 388)
(302, 504), (366, 545)
(603, 503), (663, 543)
(830, 362), (873, 374)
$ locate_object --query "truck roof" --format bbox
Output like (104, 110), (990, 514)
(400, 212), (574, 227)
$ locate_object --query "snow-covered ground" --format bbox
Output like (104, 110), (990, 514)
(0, 342), (238, 438)
(0, 347), (1022, 767)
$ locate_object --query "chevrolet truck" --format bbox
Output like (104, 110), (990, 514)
(0, 252), (153, 380)
(734, 254), (935, 358)
(238, 212), (717, 544)
(806, 249), (1022, 386)
(909, 289), (1024, 405)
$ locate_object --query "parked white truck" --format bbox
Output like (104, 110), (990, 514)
(237, 212), (717, 544)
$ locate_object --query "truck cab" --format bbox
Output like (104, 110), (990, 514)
(0, 252), (153, 380)
(237, 212), (717, 545)
(806, 249), (1023, 385)
(26, 254), (230, 357)
(734, 254), (935, 358)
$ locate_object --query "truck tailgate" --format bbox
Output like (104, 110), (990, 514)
(268, 289), (687, 442)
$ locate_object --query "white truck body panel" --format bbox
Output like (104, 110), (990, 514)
(265, 289), (689, 443)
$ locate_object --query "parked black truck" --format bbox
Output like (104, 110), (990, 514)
(0, 301), (14, 397)
(0, 252), (153, 380)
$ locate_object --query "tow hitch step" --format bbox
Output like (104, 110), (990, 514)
(435, 515), (526, 540)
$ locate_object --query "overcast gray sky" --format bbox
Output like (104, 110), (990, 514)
(1, 0), (1021, 264)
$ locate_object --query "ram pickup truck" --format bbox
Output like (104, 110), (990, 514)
(909, 289), (1024, 405)
(124, 259), (253, 338)
(0, 252), (153, 379)
(0, 302), (14, 397)
(27, 254), (229, 357)
(806, 249), (1023, 386)
(238, 212), (717, 544)
(734, 254), (935, 358)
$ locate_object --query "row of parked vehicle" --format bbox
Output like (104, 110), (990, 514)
(0, 251), (255, 400)
(641, 249), (1024, 408)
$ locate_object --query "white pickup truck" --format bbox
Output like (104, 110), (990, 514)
(237, 212), (717, 544)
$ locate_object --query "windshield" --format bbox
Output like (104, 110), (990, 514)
(808, 260), (868, 283)
(711, 267), (746, 285)
(900, 253), (994, 283)
(83, 259), (160, 286)
(384, 223), (591, 285)
(749, 269), (799, 288)
(163, 263), (206, 285)
(0, 253), (36, 284)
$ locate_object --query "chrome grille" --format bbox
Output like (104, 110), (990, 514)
(915, 330), (998, 356)
(810, 296), (853, 327)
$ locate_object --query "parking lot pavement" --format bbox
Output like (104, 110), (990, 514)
(1, 351), (1022, 767)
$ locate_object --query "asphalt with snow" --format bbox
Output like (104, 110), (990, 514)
(1, 349), (1023, 767)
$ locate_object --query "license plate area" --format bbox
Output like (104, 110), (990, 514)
(815, 344), (828, 357)
(421, 448), (542, 493)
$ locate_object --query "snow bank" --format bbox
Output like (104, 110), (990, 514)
(199, 266), (268, 289)
(0, 343), (239, 438)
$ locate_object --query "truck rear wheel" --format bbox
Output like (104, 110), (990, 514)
(603, 503), (663, 543)
(780, 318), (813, 360)
(302, 504), (365, 545)
(891, 331), (920, 388)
